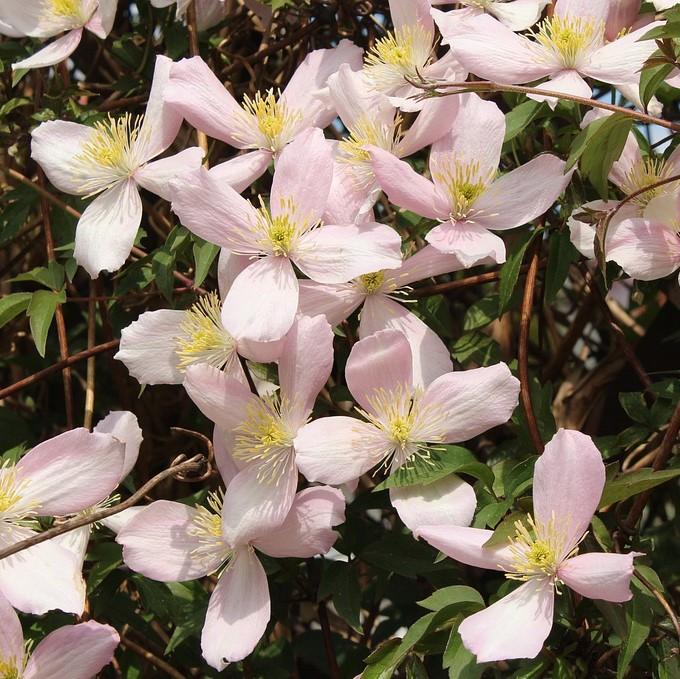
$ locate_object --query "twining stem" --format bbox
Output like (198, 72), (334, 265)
(83, 280), (97, 429)
(318, 601), (342, 679)
(0, 455), (205, 562)
(119, 635), (186, 679)
(635, 569), (680, 642)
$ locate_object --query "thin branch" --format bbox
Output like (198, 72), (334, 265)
(318, 601), (341, 679)
(119, 635), (186, 679)
(0, 455), (205, 562)
(83, 280), (97, 429)
(0, 340), (120, 401)
(635, 570), (680, 643)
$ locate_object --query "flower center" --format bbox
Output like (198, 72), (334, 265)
(433, 160), (493, 220)
(233, 395), (295, 482)
(240, 89), (302, 152)
(621, 157), (677, 208)
(364, 26), (433, 93)
(533, 16), (602, 68)
(0, 465), (23, 515)
(175, 292), (237, 372)
(188, 490), (232, 569)
(254, 197), (313, 256)
(49, 0), (81, 17)
(358, 271), (385, 295)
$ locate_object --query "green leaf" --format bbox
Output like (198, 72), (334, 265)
(463, 295), (499, 331)
(27, 289), (65, 357)
(451, 331), (501, 366)
(0, 292), (32, 328)
(498, 230), (538, 314)
(192, 237), (219, 287)
(151, 248), (175, 301)
(12, 261), (65, 290)
(617, 587), (655, 678)
(639, 21), (680, 40)
(87, 542), (123, 594)
(599, 468), (680, 507)
(318, 561), (362, 633)
(444, 629), (484, 677)
(504, 100), (544, 142)
(417, 586), (484, 613)
(374, 445), (494, 491)
(640, 60), (674, 108)
(619, 391), (650, 425)
(482, 510), (526, 549)
(362, 639), (402, 679)
(544, 229), (579, 303)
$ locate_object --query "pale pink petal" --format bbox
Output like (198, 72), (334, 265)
(171, 167), (261, 253)
(451, 14), (557, 81)
(217, 249), (252, 299)
(643, 191), (680, 224)
(533, 429), (606, 558)
(298, 280), (365, 327)
(0, 19), (23, 37)
(555, 0), (609, 23)
(279, 315), (334, 428)
(193, 0), (229, 29)
(607, 218), (680, 280)
(666, 142), (680, 175)
(209, 150), (272, 193)
(425, 221), (507, 266)
(431, 7), (482, 41)
(487, 0), (549, 31)
(86, 0), (117, 37)
(252, 486), (345, 558)
(31, 120), (100, 196)
(236, 337), (284, 364)
(221, 256), (299, 342)
(430, 93), (505, 184)
(473, 155), (572, 230)
(459, 579), (554, 662)
(94, 411), (143, 479)
(558, 552), (639, 602)
(295, 418), (388, 485)
(416, 524), (514, 570)
(0, 592), (24, 665)
(74, 179), (142, 278)
(329, 64), (392, 130)
(117, 500), (221, 580)
(583, 22), (663, 86)
(166, 56), (247, 147)
(610, 132), (643, 190)
(0, 1), (72, 37)
(213, 426), (242, 485)
(99, 506), (147, 534)
(24, 621), (119, 679)
(17, 428), (124, 515)
(390, 475), (476, 536)
(567, 200), (635, 260)
(397, 94), (461, 158)
(420, 363), (520, 443)
(294, 222), (402, 284)
(115, 309), (185, 385)
(281, 40), (364, 129)
(346, 328), (414, 412)
(271, 128), (332, 225)
(134, 147), (205, 201)
(606, 0), (643, 40)
(201, 548), (270, 669)
(369, 146), (449, 220)
(53, 526), (90, 569)
(221, 456), (298, 547)
(391, 0), (434, 33)
(360, 296), (453, 390)
(528, 70), (592, 108)
(183, 363), (256, 430)
(323, 156), (378, 224)
(0, 526), (85, 615)
(390, 245), (466, 287)
(13, 28), (82, 71)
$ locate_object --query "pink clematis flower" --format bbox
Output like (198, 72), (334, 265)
(171, 127), (403, 343)
(414, 429), (641, 663)
(0, 428), (125, 615)
(0, 594), (119, 679)
(181, 314), (334, 539)
(150, 0), (227, 30)
(363, 0), (465, 111)
(30, 55), (204, 278)
(431, 0), (549, 33)
(117, 484), (344, 669)
(327, 64), (460, 218)
(369, 93), (572, 265)
(295, 329), (520, 486)
(165, 40), (362, 191)
(299, 245), (468, 388)
(1, 0), (117, 71)
(447, 0), (661, 106)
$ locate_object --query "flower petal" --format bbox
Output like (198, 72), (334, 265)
(397, 94), (462, 158)
(533, 429), (606, 557)
(390, 244), (466, 287)
(202, 548), (270, 669)
(420, 363), (520, 443)
(74, 179), (142, 278)
(86, 0), (117, 37)
(117, 500), (221, 580)
(94, 411), (143, 479)
(298, 280), (365, 327)
(426, 221), (507, 267)
(221, 256), (299, 342)
(252, 486), (344, 558)
(0, 592), (24, 666)
(295, 417), (387, 485)
(487, 0), (549, 31)
(527, 69), (592, 108)
(134, 147), (205, 201)
(294, 222), (402, 284)
(23, 621), (119, 679)
(17, 428), (124, 515)
(558, 552), (640, 602)
(459, 579), (554, 662)
(328, 64), (392, 130)
(13, 28), (82, 71)
(208, 150), (272, 193)
(473, 154), (572, 230)
(390, 475), (476, 536)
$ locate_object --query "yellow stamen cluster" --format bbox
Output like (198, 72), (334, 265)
(534, 16), (603, 68)
(254, 197), (312, 256)
(241, 89), (302, 152)
(0, 658), (19, 679)
(0, 462), (26, 516)
(175, 292), (236, 372)
(233, 395), (294, 483)
(621, 157), (677, 208)
(80, 114), (141, 170)
(358, 271), (386, 295)
(49, 0), (80, 17)
(433, 160), (493, 220)
(188, 490), (231, 568)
